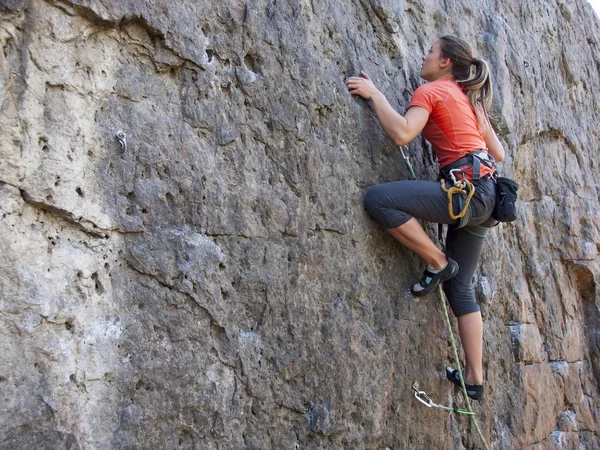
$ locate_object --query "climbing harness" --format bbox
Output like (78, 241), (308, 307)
(439, 149), (496, 181)
(398, 146), (491, 450)
(440, 149), (519, 223)
(440, 169), (475, 220)
(437, 149), (499, 228)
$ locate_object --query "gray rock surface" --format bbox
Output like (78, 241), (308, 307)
(1, 0), (599, 448)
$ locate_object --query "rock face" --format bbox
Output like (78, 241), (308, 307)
(1, 0), (599, 448)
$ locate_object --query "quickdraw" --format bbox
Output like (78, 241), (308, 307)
(411, 381), (475, 415)
(399, 145), (417, 180)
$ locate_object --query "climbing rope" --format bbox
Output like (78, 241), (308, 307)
(399, 146), (491, 450)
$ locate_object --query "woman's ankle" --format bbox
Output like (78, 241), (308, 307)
(426, 255), (447, 271)
(464, 368), (483, 385)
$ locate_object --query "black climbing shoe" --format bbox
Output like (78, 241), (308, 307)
(411, 258), (459, 297)
(446, 368), (484, 401)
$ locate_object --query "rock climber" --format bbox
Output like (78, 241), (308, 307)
(345, 35), (506, 400)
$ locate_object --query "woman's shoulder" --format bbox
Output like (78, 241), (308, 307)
(413, 79), (452, 101)
(418, 78), (454, 92)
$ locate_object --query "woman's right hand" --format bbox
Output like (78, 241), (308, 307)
(345, 71), (429, 146)
(345, 71), (381, 100)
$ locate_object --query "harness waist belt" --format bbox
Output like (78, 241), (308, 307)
(440, 150), (496, 181)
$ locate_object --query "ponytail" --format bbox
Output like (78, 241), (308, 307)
(438, 35), (493, 128)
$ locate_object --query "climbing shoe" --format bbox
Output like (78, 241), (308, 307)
(411, 258), (459, 297)
(446, 368), (484, 401)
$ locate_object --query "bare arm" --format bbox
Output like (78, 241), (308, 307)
(481, 117), (505, 162)
(345, 72), (429, 146)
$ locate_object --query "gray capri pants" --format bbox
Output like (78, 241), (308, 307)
(364, 177), (497, 317)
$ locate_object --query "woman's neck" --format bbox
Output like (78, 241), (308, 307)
(432, 74), (455, 81)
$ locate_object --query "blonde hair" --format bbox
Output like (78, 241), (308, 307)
(439, 35), (493, 128)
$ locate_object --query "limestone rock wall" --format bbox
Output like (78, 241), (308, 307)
(1, 0), (599, 448)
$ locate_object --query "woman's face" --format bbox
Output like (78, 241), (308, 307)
(420, 41), (450, 81)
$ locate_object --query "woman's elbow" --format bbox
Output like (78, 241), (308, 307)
(488, 141), (505, 162)
(394, 136), (411, 147)
(494, 146), (505, 162)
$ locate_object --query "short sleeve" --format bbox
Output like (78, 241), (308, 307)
(409, 84), (436, 113)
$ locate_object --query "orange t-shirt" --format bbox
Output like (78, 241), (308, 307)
(409, 78), (493, 178)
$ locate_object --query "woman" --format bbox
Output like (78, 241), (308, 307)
(345, 35), (505, 400)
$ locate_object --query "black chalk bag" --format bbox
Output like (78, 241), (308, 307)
(492, 177), (519, 222)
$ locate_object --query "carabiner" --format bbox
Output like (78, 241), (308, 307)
(449, 168), (463, 186)
(411, 381), (433, 407)
(413, 390), (434, 408)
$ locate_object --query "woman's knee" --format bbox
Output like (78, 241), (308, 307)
(443, 279), (480, 317)
(364, 183), (412, 229)
(364, 185), (386, 219)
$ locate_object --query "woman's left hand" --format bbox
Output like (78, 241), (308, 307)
(345, 71), (381, 100)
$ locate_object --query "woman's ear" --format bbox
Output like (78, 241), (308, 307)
(440, 57), (451, 69)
